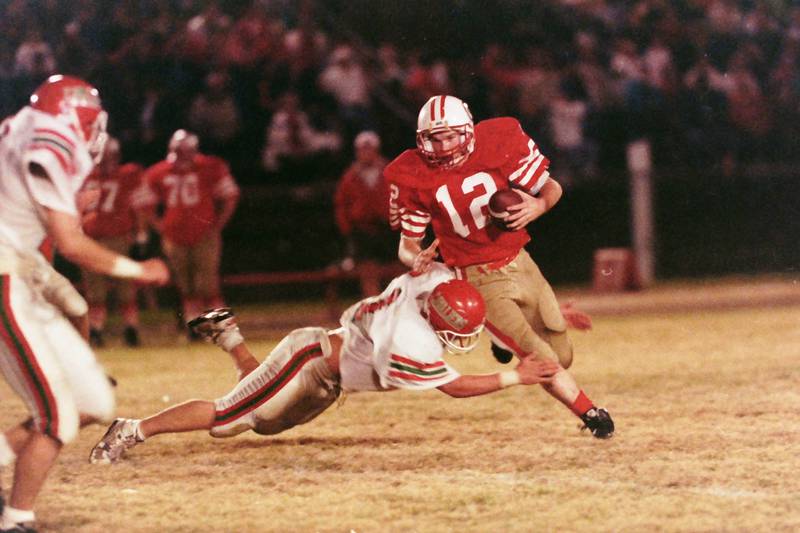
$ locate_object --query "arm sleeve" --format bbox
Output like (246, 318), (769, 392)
(499, 119), (552, 195)
(22, 143), (81, 216)
(211, 160), (240, 199)
(395, 184), (430, 240)
(333, 173), (353, 235)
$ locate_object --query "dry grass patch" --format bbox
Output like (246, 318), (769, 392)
(1, 304), (798, 532)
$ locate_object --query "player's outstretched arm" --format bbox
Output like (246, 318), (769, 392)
(44, 206), (169, 285)
(437, 358), (560, 398)
(398, 237), (439, 274)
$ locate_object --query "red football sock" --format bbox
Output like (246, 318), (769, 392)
(569, 390), (595, 417)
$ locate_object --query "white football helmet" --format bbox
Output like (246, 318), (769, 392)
(416, 95), (475, 169)
(167, 129), (199, 164)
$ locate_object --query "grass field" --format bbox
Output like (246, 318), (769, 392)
(1, 286), (799, 532)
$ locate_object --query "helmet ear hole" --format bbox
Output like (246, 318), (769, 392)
(426, 279), (486, 353)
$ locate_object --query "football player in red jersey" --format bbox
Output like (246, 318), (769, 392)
(80, 137), (148, 347)
(333, 131), (394, 296)
(137, 130), (240, 334)
(385, 95), (614, 438)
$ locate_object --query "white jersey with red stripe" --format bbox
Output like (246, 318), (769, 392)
(0, 107), (93, 253)
(338, 263), (461, 392)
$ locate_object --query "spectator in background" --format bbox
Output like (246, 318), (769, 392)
(79, 137), (147, 347)
(721, 47), (775, 164)
(681, 55), (735, 175)
(188, 70), (242, 162)
(376, 43), (406, 95)
(333, 131), (393, 296)
(318, 44), (375, 141)
(138, 130), (240, 336)
(261, 91), (342, 182)
(405, 51), (453, 108)
(547, 76), (597, 187)
(514, 46), (561, 146)
(13, 28), (56, 77)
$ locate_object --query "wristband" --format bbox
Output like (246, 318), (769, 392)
(499, 370), (521, 389)
(110, 257), (144, 279)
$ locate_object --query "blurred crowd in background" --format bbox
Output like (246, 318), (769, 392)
(2, 0), (800, 188)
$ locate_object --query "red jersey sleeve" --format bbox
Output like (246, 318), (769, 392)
(206, 156), (239, 199)
(334, 168), (356, 235)
(490, 117), (552, 195)
(384, 150), (432, 239)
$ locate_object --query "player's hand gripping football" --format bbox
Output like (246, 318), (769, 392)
(515, 357), (561, 385)
(412, 238), (440, 275)
(138, 258), (170, 286)
(504, 188), (548, 231)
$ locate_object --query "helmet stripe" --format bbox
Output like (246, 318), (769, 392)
(439, 95), (447, 120)
(429, 97), (438, 121)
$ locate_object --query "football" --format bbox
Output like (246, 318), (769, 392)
(488, 188), (524, 230)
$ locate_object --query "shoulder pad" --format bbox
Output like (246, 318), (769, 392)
(472, 117), (526, 166)
(121, 162), (144, 174)
(475, 117), (522, 138)
(384, 149), (436, 189)
(143, 160), (170, 180)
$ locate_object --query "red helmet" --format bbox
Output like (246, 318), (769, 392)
(30, 74), (108, 162)
(426, 279), (485, 353)
(416, 95), (475, 169)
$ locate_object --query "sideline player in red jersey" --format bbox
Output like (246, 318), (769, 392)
(333, 131), (394, 296)
(385, 95), (614, 438)
(137, 130), (240, 334)
(80, 137), (148, 347)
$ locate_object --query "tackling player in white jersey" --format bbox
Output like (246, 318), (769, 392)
(0, 75), (169, 533)
(89, 264), (560, 465)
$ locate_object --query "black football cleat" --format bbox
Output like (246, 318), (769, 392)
(123, 326), (140, 347)
(490, 342), (515, 364)
(89, 328), (104, 347)
(580, 407), (615, 439)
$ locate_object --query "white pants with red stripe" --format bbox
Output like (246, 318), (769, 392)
(211, 327), (340, 438)
(0, 273), (115, 444)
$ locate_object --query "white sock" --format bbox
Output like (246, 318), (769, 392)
(219, 328), (244, 353)
(0, 433), (16, 466)
(2, 507), (35, 528)
(131, 419), (146, 441)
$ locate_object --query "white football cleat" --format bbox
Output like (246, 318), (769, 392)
(187, 308), (243, 351)
(89, 418), (143, 464)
